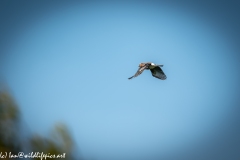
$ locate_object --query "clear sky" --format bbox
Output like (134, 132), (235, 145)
(0, 1), (240, 160)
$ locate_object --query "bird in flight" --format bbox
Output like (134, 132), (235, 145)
(128, 62), (167, 80)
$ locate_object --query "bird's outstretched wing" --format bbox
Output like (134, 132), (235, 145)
(128, 65), (147, 79)
(150, 66), (167, 80)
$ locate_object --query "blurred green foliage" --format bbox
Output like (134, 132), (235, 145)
(0, 89), (20, 156)
(0, 87), (79, 160)
(30, 123), (74, 160)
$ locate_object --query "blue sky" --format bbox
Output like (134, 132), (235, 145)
(0, 1), (240, 160)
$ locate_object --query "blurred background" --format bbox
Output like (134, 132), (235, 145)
(0, 1), (240, 160)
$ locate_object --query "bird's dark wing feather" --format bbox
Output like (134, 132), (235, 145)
(128, 65), (147, 79)
(150, 66), (167, 80)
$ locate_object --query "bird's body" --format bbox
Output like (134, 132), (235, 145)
(128, 62), (167, 80)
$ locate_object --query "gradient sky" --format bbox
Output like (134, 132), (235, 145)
(0, 1), (240, 160)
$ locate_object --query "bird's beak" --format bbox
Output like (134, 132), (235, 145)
(156, 64), (163, 67)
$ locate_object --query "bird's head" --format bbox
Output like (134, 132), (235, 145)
(139, 63), (145, 67)
(151, 63), (155, 66)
